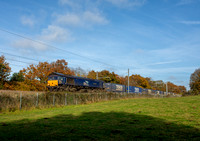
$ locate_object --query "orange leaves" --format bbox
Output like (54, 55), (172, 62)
(0, 55), (11, 84)
(0, 58), (75, 91)
(166, 82), (186, 94)
(2, 82), (14, 90)
(118, 76), (126, 85)
(190, 68), (200, 94)
(22, 59), (75, 83)
(87, 70), (96, 79)
(88, 70), (121, 84)
(128, 74), (150, 89)
(50, 59), (74, 76)
(0, 55), (189, 94)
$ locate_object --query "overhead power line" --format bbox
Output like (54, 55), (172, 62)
(6, 58), (36, 65)
(9, 63), (24, 67)
(0, 28), (115, 68)
(0, 51), (39, 62)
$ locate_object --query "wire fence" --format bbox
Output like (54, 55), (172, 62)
(0, 91), (177, 112)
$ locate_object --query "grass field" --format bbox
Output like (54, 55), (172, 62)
(0, 96), (200, 140)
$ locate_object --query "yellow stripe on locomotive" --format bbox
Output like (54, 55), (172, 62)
(47, 80), (58, 87)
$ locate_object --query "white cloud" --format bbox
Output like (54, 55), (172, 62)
(40, 25), (72, 42)
(54, 13), (81, 26)
(20, 16), (36, 27)
(145, 60), (182, 66)
(58, 0), (81, 10)
(54, 12), (108, 26)
(134, 67), (196, 75)
(105, 0), (146, 8)
(59, 0), (73, 5)
(59, 0), (147, 9)
(13, 39), (48, 52)
(177, 0), (195, 5)
(12, 25), (72, 52)
(83, 11), (108, 24)
(58, 0), (79, 7)
(56, 0), (108, 26)
(179, 21), (200, 25)
(168, 76), (177, 81)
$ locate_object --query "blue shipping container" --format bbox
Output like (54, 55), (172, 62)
(103, 83), (112, 91)
(103, 83), (126, 92)
(127, 86), (142, 93)
(111, 83), (126, 92)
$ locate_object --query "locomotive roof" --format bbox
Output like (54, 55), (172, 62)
(49, 72), (104, 82)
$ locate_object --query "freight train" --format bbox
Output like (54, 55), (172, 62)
(47, 72), (166, 95)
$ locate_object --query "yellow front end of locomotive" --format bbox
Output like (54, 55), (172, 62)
(48, 80), (58, 87)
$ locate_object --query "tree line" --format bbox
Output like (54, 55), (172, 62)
(0, 55), (193, 94)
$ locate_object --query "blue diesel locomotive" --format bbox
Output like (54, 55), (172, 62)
(47, 72), (104, 91)
(47, 72), (164, 94)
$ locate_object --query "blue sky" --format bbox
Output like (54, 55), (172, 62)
(0, 0), (200, 90)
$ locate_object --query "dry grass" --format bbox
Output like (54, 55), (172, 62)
(0, 90), (177, 112)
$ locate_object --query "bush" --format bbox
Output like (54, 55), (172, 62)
(3, 82), (15, 90)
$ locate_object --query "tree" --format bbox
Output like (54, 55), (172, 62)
(72, 67), (87, 77)
(167, 82), (180, 94)
(87, 70), (96, 79)
(98, 70), (120, 83)
(50, 59), (74, 75)
(87, 70), (120, 83)
(36, 62), (51, 83)
(128, 74), (150, 88)
(0, 55), (11, 88)
(190, 68), (200, 95)
(178, 86), (186, 94)
(22, 59), (75, 83)
(10, 72), (24, 82)
(118, 76), (126, 85)
(21, 64), (37, 80)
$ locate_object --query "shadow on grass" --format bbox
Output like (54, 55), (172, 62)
(0, 112), (199, 140)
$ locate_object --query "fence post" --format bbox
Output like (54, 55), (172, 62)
(53, 94), (55, 106)
(36, 93), (38, 107)
(20, 92), (22, 110)
(65, 93), (67, 105)
(75, 94), (78, 105)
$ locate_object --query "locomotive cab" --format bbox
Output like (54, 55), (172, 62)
(47, 75), (65, 87)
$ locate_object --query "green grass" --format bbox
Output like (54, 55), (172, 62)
(0, 96), (200, 140)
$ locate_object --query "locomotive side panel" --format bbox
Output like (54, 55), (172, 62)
(74, 78), (103, 88)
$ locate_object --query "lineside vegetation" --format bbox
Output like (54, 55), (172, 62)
(0, 55), (187, 94)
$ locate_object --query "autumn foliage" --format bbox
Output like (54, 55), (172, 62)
(190, 68), (200, 95)
(1, 58), (74, 91)
(0, 55), (11, 89)
(22, 59), (75, 83)
(0, 56), (187, 94)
